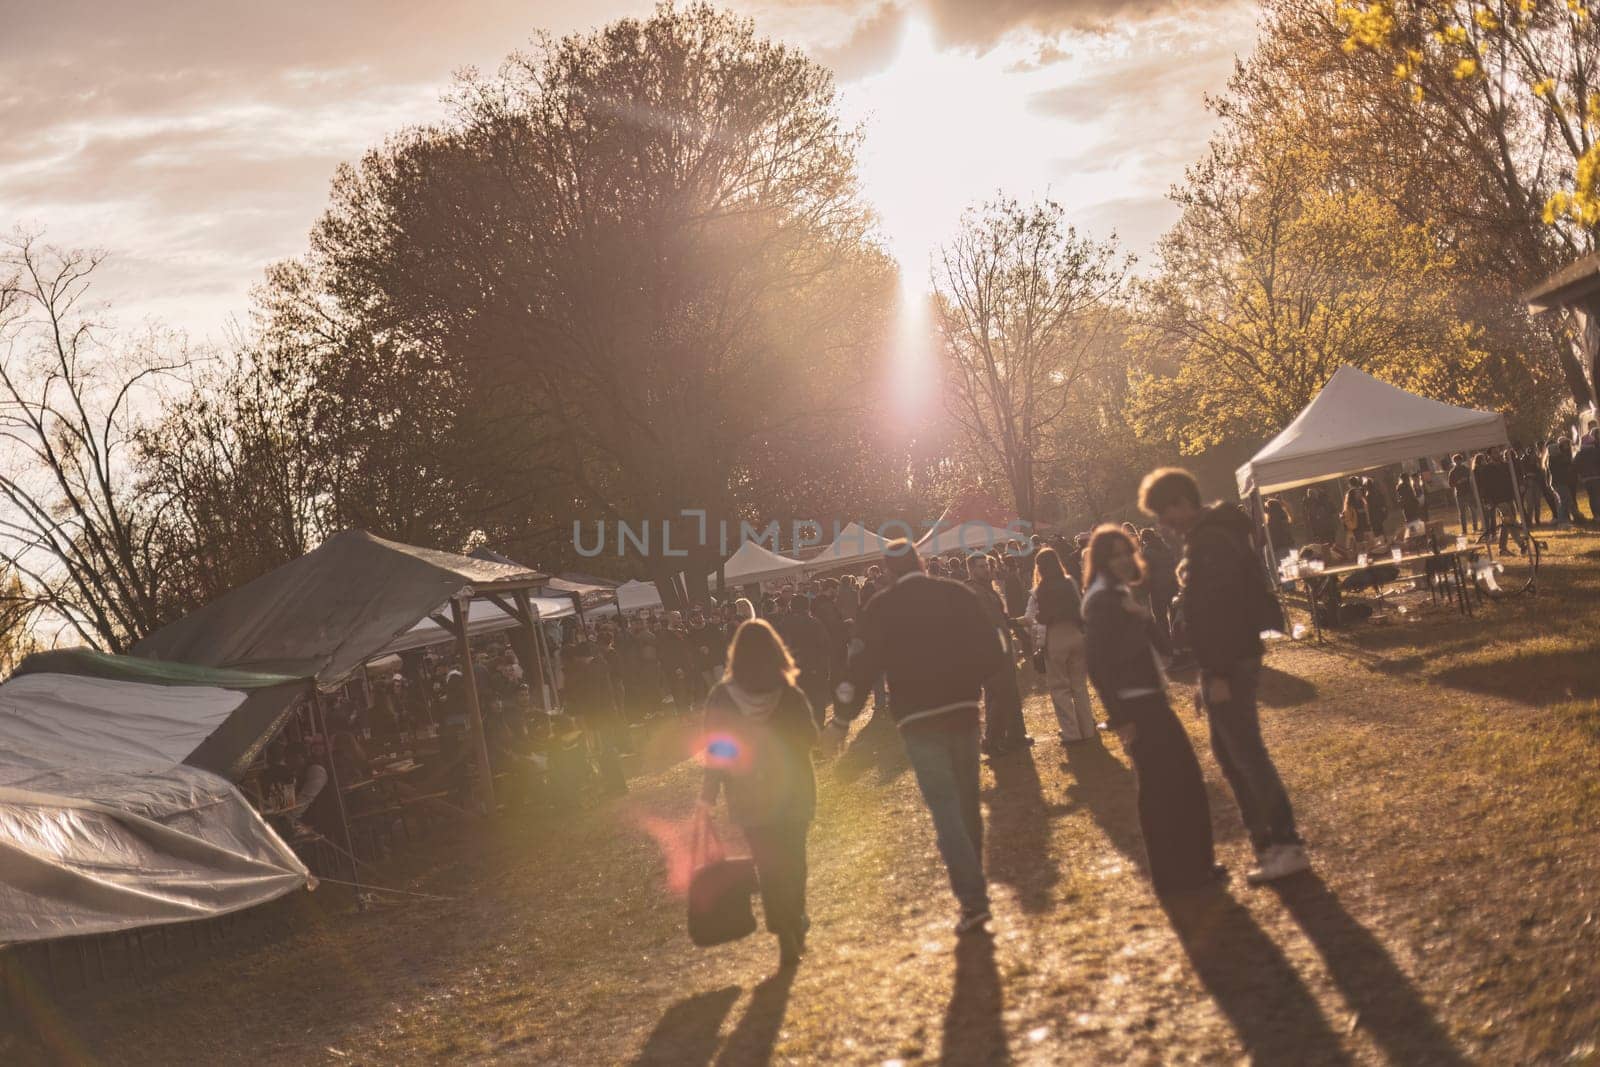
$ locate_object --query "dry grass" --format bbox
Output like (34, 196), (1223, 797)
(14, 530), (1600, 1065)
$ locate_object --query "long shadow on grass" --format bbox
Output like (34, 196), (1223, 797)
(1061, 740), (1146, 875)
(1433, 648), (1600, 707)
(832, 710), (908, 787)
(1272, 874), (1468, 1066)
(1061, 737), (1246, 879)
(1259, 665), (1318, 709)
(940, 932), (1008, 1065)
(632, 985), (740, 1067)
(714, 969), (794, 1067)
(1161, 891), (1352, 1066)
(984, 751), (1069, 913)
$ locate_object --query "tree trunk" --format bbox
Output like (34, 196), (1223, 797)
(1560, 307), (1600, 413)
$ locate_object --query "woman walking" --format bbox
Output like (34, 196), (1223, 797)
(1027, 546), (1097, 744)
(1082, 525), (1220, 895)
(696, 619), (818, 969)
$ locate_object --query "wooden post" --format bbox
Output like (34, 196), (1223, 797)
(513, 588), (550, 714)
(451, 597), (496, 813)
(310, 689), (361, 895)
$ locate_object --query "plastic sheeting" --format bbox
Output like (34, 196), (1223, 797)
(0, 768), (307, 944)
(0, 671), (308, 944)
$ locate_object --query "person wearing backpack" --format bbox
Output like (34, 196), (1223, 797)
(697, 618), (819, 969)
(1140, 468), (1309, 885)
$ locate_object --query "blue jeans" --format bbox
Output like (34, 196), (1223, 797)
(1200, 657), (1300, 851)
(902, 723), (988, 913)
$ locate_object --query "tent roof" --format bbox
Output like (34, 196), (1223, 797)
(1235, 366), (1509, 497)
(10, 649), (308, 781)
(916, 519), (1029, 557)
(614, 579), (665, 613)
(716, 540), (806, 585)
(373, 595), (575, 657)
(804, 523), (893, 573)
(133, 529), (545, 686)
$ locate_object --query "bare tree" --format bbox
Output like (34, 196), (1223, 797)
(934, 197), (1130, 524)
(0, 233), (185, 651)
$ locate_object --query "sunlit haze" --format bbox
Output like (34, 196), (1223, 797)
(0, 0), (1259, 337)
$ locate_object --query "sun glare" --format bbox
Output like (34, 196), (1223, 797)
(843, 20), (1069, 294)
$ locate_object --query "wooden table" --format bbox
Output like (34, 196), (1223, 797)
(1292, 545), (1475, 642)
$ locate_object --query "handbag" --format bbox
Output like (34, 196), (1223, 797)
(687, 812), (759, 947)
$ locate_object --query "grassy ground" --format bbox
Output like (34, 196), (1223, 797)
(14, 530), (1600, 1065)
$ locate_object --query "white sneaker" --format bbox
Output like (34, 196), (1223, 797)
(1246, 843), (1310, 884)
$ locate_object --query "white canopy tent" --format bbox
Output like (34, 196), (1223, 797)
(374, 595), (576, 657)
(916, 520), (1028, 557)
(614, 579), (666, 614)
(711, 540), (806, 586)
(804, 522), (893, 573)
(1236, 366), (1510, 497)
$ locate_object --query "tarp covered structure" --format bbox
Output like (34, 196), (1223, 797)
(134, 529), (546, 686)
(1236, 366), (1510, 497)
(0, 650), (309, 944)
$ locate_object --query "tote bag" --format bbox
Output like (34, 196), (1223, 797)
(687, 814), (759, 947)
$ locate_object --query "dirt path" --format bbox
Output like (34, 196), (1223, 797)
(29, 533), (1600, 1065)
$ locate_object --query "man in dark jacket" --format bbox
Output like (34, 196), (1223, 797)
(824, 540), (1008, 934)
(1140, 468), (1308, 885)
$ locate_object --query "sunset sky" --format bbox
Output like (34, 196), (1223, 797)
(1, 0), (1260, 339)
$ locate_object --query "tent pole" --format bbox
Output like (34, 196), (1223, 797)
(1505, 451), (1540, 593)
(1252, 487), (1290, 637)
(451, 597), (496, 814)
(310, 688), (361, 900)
(1469, 465), (1493, 564)
(513, 588), (549, 714)
(533, 610), (556, 712)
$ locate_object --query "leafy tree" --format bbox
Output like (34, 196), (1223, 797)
(1132, 128), (1491, 451)
(934, 196), (1130, 523)
(1252, 0), (1599, 409)
(300, 3), (897, 602)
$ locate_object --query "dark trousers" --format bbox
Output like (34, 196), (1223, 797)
(1121, 694), (1216, 893)
(981, 662), (1026, 747)
(1200, 657), (1299, 852)
(743, 820), (809, 939)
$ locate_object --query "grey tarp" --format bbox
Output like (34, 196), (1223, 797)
(0, 665), (309, 944)
(12, 648), (308, 780)
(133, 529), (545, 686)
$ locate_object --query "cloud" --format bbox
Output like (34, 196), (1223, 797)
(0, 0), (1256, 336)
(922, 0), (1245, 49)
(810, 3), (912, 81)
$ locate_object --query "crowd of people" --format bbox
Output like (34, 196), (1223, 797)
(1264, 423), (1600, 564)
(686, 466), (1309, 970)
